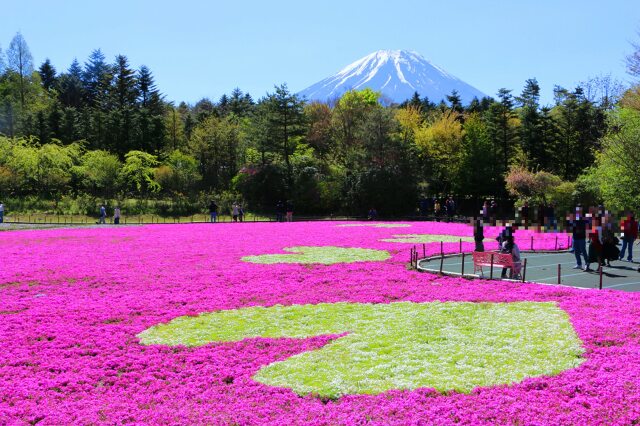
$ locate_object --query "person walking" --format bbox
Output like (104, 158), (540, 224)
(99, 205), (107, 224)
(286, 200), (294, 222)
(473, 217), (484, 252)
(619, 213), (638, 262)
(113, 206), (121, 225)
(0, 201), (4, 223)
(209, 200), (218, 223)
(569, 207), (589, 270)
(231, 203), (240, 222)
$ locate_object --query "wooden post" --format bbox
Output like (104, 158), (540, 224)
(555, 236), (558, 251)
(490, 253), (495, 280)
(567, 235), (571, 249)
(409, 247), (413, 264)
(423, 243), (426, 257)
(439, 252), (444, 275)
(440, 241), (444, 256)
(461, 252), (466, 276)
(530, 236), (534, 251)
(522, 258), (527, 282)
(599, 260), (603, 290)
(557, 263), (561, 285)
(459, 238), (462, 253)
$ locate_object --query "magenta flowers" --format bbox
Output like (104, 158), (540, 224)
(1, 221), (639, 425)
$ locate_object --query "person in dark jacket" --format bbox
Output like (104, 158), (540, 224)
(473, 217), (484, 252)
(568, 207), (589, 270)
(209, 201), (218, 223)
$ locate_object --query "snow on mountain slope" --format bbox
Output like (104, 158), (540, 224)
(298, 50), (486, 104)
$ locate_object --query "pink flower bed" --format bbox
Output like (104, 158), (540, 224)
(1, 221), (639, 425)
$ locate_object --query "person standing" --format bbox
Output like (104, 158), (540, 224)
(0, 201), (4, 223)
(473, 217), (484, 252)
(434, 200), (441, 221)
(276, 201), (284, 222)
(482, 200), (489, 223)
(99, 205), (107, 224)
(619, 213), (638, 262)
(546, 202), (556, 231)
(367, 207), (378, 221)
(286, 200), (294, 222)
(209, 200), (218, 223)
(231, 203), (240, 222)
(238, 204), (244, 222)
(113, 206), (121, 225)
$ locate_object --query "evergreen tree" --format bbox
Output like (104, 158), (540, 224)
(82, 49), (111, 107)
(261, 84), (306, 190)
(517, 78), (543, 168)
(486, 88), (519, 182)
(446, 90), (464, 114)
(38, 59), (58, 92)
(58, 59), (85, 108)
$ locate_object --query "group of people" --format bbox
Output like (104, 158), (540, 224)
(517, 201), (557, 230)
(98, 205), (121, 224)
(275, 201), (294, 222)
(568, 205), (629, 271)
(432, 197), (457, 221)
(208, 201), (245, 223)
(472, 218), (522, 279)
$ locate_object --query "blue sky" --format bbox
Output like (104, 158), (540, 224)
(2, 0), (638, 105)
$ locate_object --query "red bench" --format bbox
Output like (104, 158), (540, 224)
(472, 251), (515, 278)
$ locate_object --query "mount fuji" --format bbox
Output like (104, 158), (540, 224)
(298, 50), (486, 105)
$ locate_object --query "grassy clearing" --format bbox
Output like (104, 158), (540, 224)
(139, 301), (585, 397)
(241, 246), (391, 264)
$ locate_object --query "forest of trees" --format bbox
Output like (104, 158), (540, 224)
(1, 31), (639, 217)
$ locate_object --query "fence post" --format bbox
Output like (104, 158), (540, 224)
(461, 252), (465, 276)
(599, 260), (603, 290)
(557, 263), (561, 285)
(522, 258), (527, 282)
(409, 247), (413, 264)
(459, 239), (462, 253)
(555, 236), (558, 251)
(423, 243), (426, 257)
(490, 253), (495, 280)
(530, 236), (534, 251)
(439, 252), (444, 275)
(567, 235), (571, 249)
(440, 241), (444, 256)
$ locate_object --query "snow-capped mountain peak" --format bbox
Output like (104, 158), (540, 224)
(299, 49), (485, 104)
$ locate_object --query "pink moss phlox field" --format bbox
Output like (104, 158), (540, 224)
(1, 221), (640, 425)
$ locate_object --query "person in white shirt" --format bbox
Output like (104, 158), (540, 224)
(113, 206), (121, 225)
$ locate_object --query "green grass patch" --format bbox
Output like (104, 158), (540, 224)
(139, 301), (585, 397)
(381, 234), (475, 243)
(241, 246), (391, 264)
